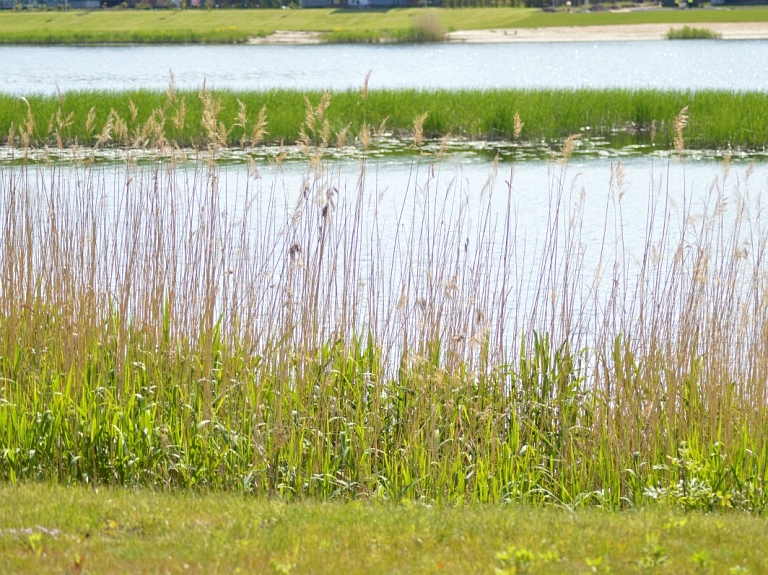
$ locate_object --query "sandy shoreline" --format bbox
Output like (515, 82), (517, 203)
(249, 22), (768, 44)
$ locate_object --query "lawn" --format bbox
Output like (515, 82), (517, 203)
(1, 483), (766, 574)
(1, 7), (768, 43)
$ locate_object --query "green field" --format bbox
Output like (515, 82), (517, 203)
(3, 87), (768, 151)
(1, 484), (766, 574)
(1, 7), (768, 44)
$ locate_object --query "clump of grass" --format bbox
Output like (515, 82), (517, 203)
(666, 26), (722, 40)
(1, 94), (768, 512)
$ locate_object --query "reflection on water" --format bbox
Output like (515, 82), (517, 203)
(4, 40), (768, 95)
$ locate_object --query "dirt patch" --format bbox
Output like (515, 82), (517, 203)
(248, 30), (323, 45)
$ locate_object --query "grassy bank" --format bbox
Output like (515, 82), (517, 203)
(1, 7), (768, 44)
(3, 87), (768, 150)
(1, 484), (767, 574)
(2, 93), (768, 508)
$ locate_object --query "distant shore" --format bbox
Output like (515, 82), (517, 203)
(4, 8), (768, 45)
(249, 21), (768, 44)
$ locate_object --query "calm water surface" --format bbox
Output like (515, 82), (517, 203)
(3, 41), (768, 95)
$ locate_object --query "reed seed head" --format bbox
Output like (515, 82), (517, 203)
(361, 70), (372, 102)
(513, 111), (524, 140)
(561, 133), (580, 163)
(412, 111), (428, 149)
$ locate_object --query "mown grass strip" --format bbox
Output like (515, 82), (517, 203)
(1, 484), (767, 574)
(1, 7), (768, 44)
(3, 88), (767, 150)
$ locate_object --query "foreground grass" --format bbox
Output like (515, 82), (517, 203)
(1, 7), (768, 44)
(0, 484), (766, 574)
(4, 87), (768, 150)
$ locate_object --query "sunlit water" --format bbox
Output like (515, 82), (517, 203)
(3, 40), (768, 95)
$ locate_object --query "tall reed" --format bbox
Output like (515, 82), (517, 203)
(1, 91), (767, 511)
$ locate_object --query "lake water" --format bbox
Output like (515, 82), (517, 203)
(3, 40), (768, 95)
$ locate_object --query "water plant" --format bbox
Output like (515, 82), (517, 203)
(3, 87), (768, 150)
(1, 89), (768, 512)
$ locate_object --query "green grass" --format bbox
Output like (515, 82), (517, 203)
(666, 25), (722, 40)
(3, 92), (768, 509)
(1, 484), (768, 574)
(1, 7), (768, 44)
(4, 88), (768, 150)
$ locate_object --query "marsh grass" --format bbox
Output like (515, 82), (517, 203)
(666, 26), (722, 40)
(3, 88), (768, 151)
(1, 89), (768, 511)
